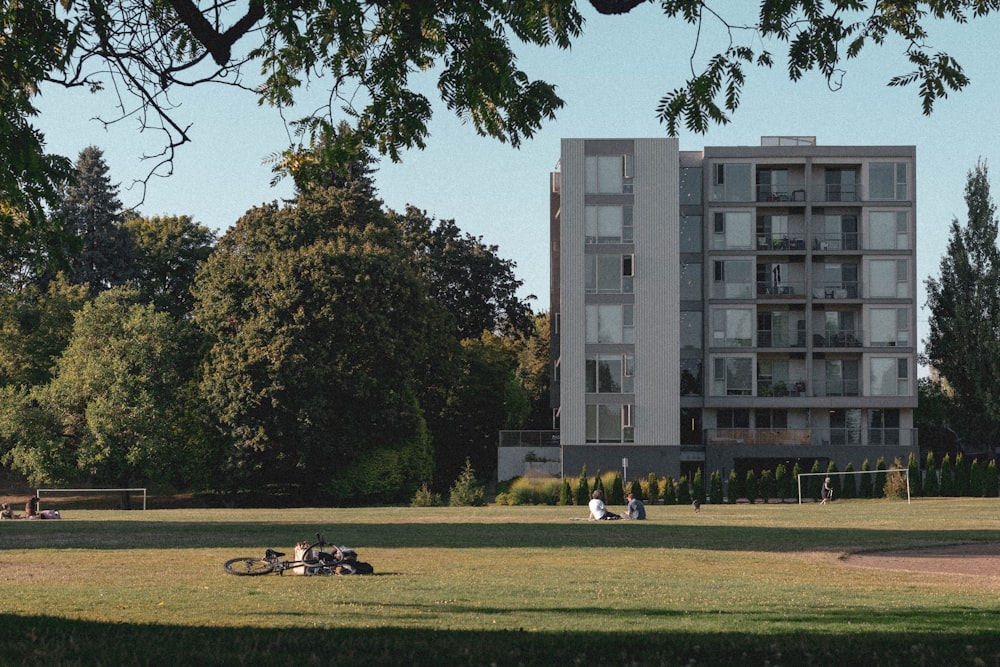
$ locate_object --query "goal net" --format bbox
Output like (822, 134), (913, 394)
(36, 488), (148, 510)
(796, 469), (910, 504)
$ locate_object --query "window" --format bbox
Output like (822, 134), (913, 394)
(680, 215), (703, 252)
(824, 359), (859, 396)
(711, 356), (752, 395)
(755, 408), (788, 429)
(756, 215), (788, 249)
(869, 162), (908, 200)
(821, 262), (858, 298)
(868, 409), (900, 445)
(585, 254), (634, 294)
(756, 359), (789, 395)
(711, 307), (753, 347)
(680, 408), (702, 444)
(869, 259), (908, 298)
(823, 310), (858, 347)
(870, 307), (909, 346)
(586, 403), (635, 443)
(680, 168), (703, 205)
(680, 359), (702, 395)
(756, 169), (790, 201)
(868, 211), (909, 249)
(711, 259), (753, 298)
(756, 262), (790, 295)
(757, 310), (791, 348)
(712, 211), (753, 249)
(717, 408), (749, 428)
(829, 408), (862, 445)
(586, 353), (634, 394)
(870, 357), (910, 396)
(680, 311), (702, 349)
(585, 206), (633, 244)
(821, 215), (858, 250)
(710, 163), (752, 202)
(586, 304), (634, 343)
(585, 155), (633, 194)
(823, 169), (857, 202)
(680, 262), (702, 299)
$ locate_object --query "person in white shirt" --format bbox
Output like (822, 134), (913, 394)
(588, 490), (620, 520)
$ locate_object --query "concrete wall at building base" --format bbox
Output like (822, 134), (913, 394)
(561, 445), (681, 484)
(497, 447), (562, 482)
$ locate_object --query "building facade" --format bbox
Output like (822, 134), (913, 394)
(541, 136), (919, 486)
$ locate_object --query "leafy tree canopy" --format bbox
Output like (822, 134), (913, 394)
(5, 1), (996, 210)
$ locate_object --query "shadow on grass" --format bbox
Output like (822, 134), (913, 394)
(4, 520), (1000, 555)
(1, 613), (999, 666)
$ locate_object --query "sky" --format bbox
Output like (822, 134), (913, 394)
(31, 4), (1000, 361)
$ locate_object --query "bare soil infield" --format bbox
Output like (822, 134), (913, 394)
(842, 542), (1000, 578)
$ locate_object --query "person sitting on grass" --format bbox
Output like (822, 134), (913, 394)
(623, 492), (646, 520)
(588, 490), (620, 520)
(25, 496), (39, 519)
(1, 502), (16, 520)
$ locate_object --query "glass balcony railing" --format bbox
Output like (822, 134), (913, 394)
(755, 280), (805, 297)
(706, 428), (918, 447)
(757, 234), (807, 251)
(756, 184), (807, 202)
(813, 330), (861, 347)
(811, 233), (859, 251)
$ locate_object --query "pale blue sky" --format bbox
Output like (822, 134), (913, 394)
(33, 5), (1000, 357)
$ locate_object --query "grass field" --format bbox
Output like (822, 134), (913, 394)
(1, 498), (999, 666)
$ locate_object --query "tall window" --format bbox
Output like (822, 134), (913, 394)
(712, 259), (753, 298)
(757, 310), (791, 348)
(585, 254), (634, 294)
(870, 357), (910, 396)
(585, 155), (633, 194)
(822, 214), (858, 250)
(868, 409), (900, 445)
(823, 169), (857, 201)
(756, 214), (788, 248)
(868, 211), (909, 249)
(824, 359), (859, 396)
(586, 353), (635, 394)
(829, 408), (862, 444)
(586, 404), (634, 443)
(681, 263), (703, 299)
(823, 310), (858, 346)
(680, 215), (703, 252)
(711, 357), (752, 396)
(870, 307), (910, 346)
(869, 259), (908, 298)
(712, 211), (753, 249)
(711, 308), (753, 347)
(680, 167), (703, 205)
(586, 304), (634, 343)
(586, 205), (633, 244)
(680, 311), (702, 349)
(869, 162), (908, 200)
(821, 262), (859, 298)
(756, 168), (789, 201)
(680, 360), (702, 396)
(710, 163), (752, 202)
(756, 359), (789, 395)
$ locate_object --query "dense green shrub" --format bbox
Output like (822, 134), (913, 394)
(940, 454), (954, 497)
(758, 469), (775, 500)
(841, 462), (856, 499)
(884, 457), (908, 499)
(449, 458), (486, 506)
(954, 453), (970, 496)
(923, 453), (939, 496)
(744, 470), (758, 502)
(574, 467), (590, 506)
(859, 459), (873, 498)
(873, 457), (887, 499)
(692, 468), (706, 504)
(507, 476), (561, 505)
(592, 471), (606, 499)
(775, 464), (790, 499)
(988, 460), (999, 497)
(411, 482), (443, 507)
(663, 475), (676, 505)
(808, 460), (822, 500)
(628, 479), (642, 500)
(727, 469), (740, 502)
(908, 452), (922, 496)
(791, 463), (802, 498)
(676, 475), (691, 504)
(709, 470), (723, 504)
(559, 479), (572, 505)
(606, 474), (625, 505)
(645, 473), (660, 504)
(970, 459), (987, 497)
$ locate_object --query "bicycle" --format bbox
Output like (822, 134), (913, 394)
(224, 533), (371, 576)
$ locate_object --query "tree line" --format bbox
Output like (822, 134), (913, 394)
(0, 144), (550, 505)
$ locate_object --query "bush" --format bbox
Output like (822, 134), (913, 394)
(449, 458), (486, 507)
(663, 476), (677, 505)
(608, 474), (626, 505)
(874, 457), (887, 499)
(908, 452), (922, 496)
(559, 479), (572, 506)
(970, 459), (987, 497)
(924, 453), (939, 497)
(727, 469), (740, 502)
(692, 469), (706, 504)
(808, 461), (822, 500)
(709, 470), (723, 504)
(411, 483), (442, 507)
(954, 453), (970, 496)
(628, 479), (642, 500)
(758, 469), (775, 500)
(884, 457), (908, 499)
(507, 475), (561, 505)
(939, 454), (954, 496)
(574, 467), (590, 506)
(676, 475), (691, 504)
(859, 459), (873, 498)
(646, 473), (660, 504)
(791, 463), (802, 498)
(744, 470), (758, 502)
(988, 460), (999, 497)
(825, 461), (841, 499)
(841, 462), (856, 499)
(775, 464), (790, 499)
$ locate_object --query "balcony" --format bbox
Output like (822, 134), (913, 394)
(756, 184), (807, 203)
(756, 380), (808, 397)
(498, 430), (560, 447)
(756, 280), (805, 298)
(811, 282), (859, 299)
(706, 428), (813, 446)
(812, 183), (859, 202)
(812, 232), (859, 251)
(757, 234), (807, 251)
(813, 330), (861, 348)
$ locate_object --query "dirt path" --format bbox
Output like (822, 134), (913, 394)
(842, 542), (1000, 578)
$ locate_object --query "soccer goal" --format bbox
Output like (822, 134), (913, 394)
(36, 487), (148, 510)
(796, 469), (910, 504)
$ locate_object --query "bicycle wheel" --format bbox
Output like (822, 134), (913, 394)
(224, 557), (275, 576)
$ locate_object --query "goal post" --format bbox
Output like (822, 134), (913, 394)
(36, 488), (148, 510)
(796, 469), (910, 504)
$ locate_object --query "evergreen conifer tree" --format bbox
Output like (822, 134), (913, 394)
(646, 472), (660, 504)
(874, 457), (887, 498)
(676, 475), (691, 504)
(954, 453), (971, 496)
(692, 468), (706, 504)
(609, 474), (625, 505)
(908, 452), (923, 496)
(744, 470), (758, 502)
(841, 462), (856, 499)
(924, 453), (940, 496)
(987, 460), (1000, 497)
(860, 459), (873, 498)
(809, 460), (822, 500)
(709, 470), (723, 504)
(574, 467), (590, 506)
(663, 476), (677, 505)
(826, 461), (841, 499)
(940, 454), (955, 496)
(560, 479), (572, 506)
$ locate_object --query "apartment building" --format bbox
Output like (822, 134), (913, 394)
(536, 136), (919, 486)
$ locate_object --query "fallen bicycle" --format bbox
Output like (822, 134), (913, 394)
(224, 533), (374, 576)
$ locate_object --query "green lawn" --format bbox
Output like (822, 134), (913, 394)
(1, 499), (999, 665)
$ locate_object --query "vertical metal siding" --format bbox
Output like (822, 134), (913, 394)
(559, 139), (586, 445)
